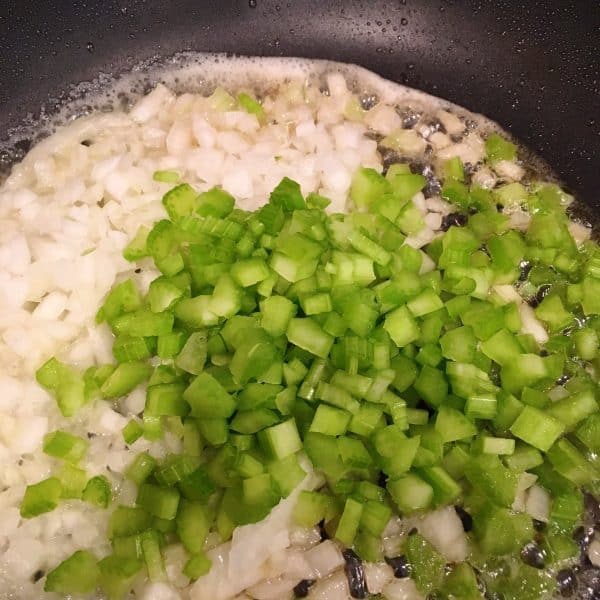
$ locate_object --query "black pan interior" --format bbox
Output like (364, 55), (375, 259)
(0, 0), (598, 210)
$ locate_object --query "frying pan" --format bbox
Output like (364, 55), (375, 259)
(1, 1), (599, 212)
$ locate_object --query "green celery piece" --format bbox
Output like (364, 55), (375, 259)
(441, 563), (481, 600)
(309, 404), (351, 436)
(122, 419), (144, 445)
(237, 92), (264, 116)
(36, 357), (86, 417)
(434, 404), (477, 443)
(43, 430), (88, 463)
(98, 554), (143, 600)
(268, 453), (307, 496)
(44, 550), (99, 594)
(231, 408), (279, 434)
(162, 183), (198, 220)
(258, 419), (302, 459)
(140, 529), (166, 582)
(360, 500), (392, 537)
(335, 497), (363, 546)
(405, 533), (446, 595)
(108, 506), (153, 539)
(350, 167), (391, 209)
(417, 466), (462, 506)
(154, 455), (199, 487)
(440, 326), (477, 363)
(178, 467), (216, 502)
(546, 438), (598, 486)
(576, 413), (600, 452)
(547, 388), (598, 430)
(414, 365), (448, 408)
(153, 169), (180, 183)
(384, 305), (420, 347)
(183, 553), (212, 580)
(146, 383), (189, 417)
(100, 361), (152, 399)
(337, 435), (372, 469)
(472, 502), (533, 556)
(175, 331), (207, 375)
(82, 475), (112, 508)
(464, 454), (518, 507)
(96, 279), (142, 323)
(176, 500), (210, 554)
(184, 372), (236, 418)
(230, 337), (280, 384)
(196, 186), (235, 217)
(510, 405), (565, 451)
(260, 295), (297, 337)
(269, 176), (306, 210)
(485, 133), (517, 163)
(136, 483), (180, 520)
(293, 490), (336, 528)
(20, 477), (62, 518)
(534, 294), (573, 332)
(57, 463), (88, 499)
(147, 277), (184, 313)
(286, 317), (333, 359)
(123, 225), (150, 261)
(111, 309), (173, 337)
(387, 474), (433, 514)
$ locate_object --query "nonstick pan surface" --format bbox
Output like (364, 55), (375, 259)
(0, 1), (598, 210)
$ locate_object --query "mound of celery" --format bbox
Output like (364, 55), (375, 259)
(27, 136), (600, 599)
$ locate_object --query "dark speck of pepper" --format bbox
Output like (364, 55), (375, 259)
(454, 505), (473, 532)
(573, 525), (595, 550)
(31, 569), (44, 583)
(385, 554), (411, 578)
(520, 542), (545, 569)
(343, 549), (368, 599)
(293, 579), (315, 598)
(532, 518), (546, 532)
(556, 567), (576, 596)
(519, 260), (532, 281)
(578, 567), (600, 600)
(441, 212), (468, 231)
(317, 519), (329, 540)
(584, 492), (600, 526)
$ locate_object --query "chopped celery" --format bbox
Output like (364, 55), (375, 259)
(26, 171), (600, 590)
(20, 477), (62, 518)
(43, 430), (88, 463)
(82, 475), (112, 508)
(136, 483), (180, 520)
(44, 550), (99, 594)
(405, 533), (446, 595)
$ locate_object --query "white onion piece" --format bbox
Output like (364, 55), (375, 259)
(493, 159), (525, 181)
(471, 166), (497, 189)
(247, 575), (297, 600)
(304, 540), (345, 578)
(382, 577), (425, 600)
(512, 472), (538, 512)
(569, 221), (592, 244)
(435, 110), (465, 135)
(307, 571), (351, 600)
(525, 484), (551, 523)
(364, 562), (394, 594)
(519, 303), (549, 344)
(417, 506), (469, 562)
(492, 284), (523, 305)
(139, 582), (182, 600)
(588, 539), (600, 567)
(130, 84), (174, 123)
